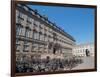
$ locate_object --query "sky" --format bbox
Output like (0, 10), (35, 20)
(27, 4), (95, 44)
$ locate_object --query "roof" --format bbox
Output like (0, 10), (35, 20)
(17, 3), (76, 42)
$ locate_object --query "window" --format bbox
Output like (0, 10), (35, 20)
(27, 16), (31, 24)
(18, 12), (24, 20)
(39, 25), (43, 29)
(23, 41), (29, 52)
(16, 24), (23, 36)
(32, 43), (35, 52)
(22, 55), (27, 62)
(16, 11), (19, 23)
(16, 39), (20, 52)
(32, 32), (34, 39)
(40, 34), (44, 41)
(16, 55), (23, 62)
(34, 32), (39, 40)
(25, 27), (31, 38)
(48, 42), (53, 49)
(32, 43), (38, 52)
(44, 33), (47, 41)
(33, 21), (39, 27)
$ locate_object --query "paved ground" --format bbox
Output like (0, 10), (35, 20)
(72, 57), (94, 70)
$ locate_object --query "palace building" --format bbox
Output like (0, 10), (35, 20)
(72, 43), (94, 57)
(16, 4), (76, 62)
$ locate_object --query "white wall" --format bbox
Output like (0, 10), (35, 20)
(0, 0), (100, 77)
(73, 43), (94, 57)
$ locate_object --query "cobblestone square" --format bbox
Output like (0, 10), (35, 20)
(72, 57), (94, 70)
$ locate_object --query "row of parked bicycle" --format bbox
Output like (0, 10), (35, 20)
(16, 58), (83, 73)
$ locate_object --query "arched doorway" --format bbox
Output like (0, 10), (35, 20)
(46, 56), (50, 63)
(53, 47), (56, 54)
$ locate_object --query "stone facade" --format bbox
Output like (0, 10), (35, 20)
(16, 4), (75, 61)
(72, 43), (94, 57)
